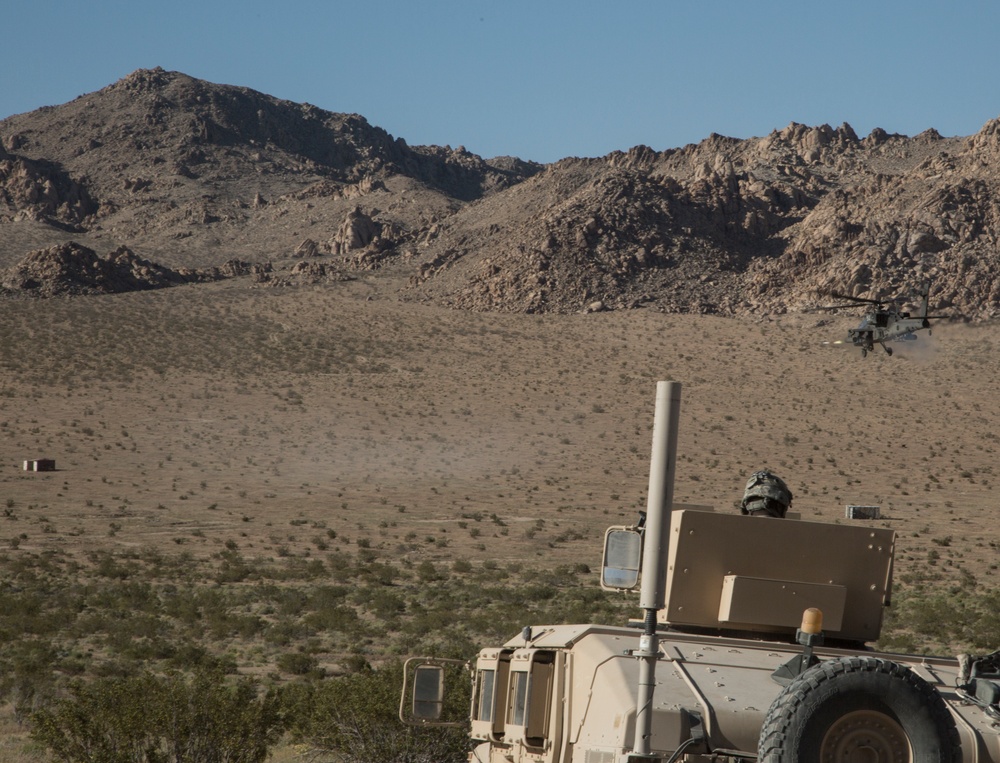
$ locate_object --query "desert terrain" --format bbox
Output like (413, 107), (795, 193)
(2, 270), (997, 601)
(2, 68), (1000, 760)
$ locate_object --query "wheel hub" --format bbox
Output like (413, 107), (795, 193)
(820, 710), (911, 763)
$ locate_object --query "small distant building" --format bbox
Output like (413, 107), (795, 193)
(845, 504), (880, 520)
(23, 459), (56, 472)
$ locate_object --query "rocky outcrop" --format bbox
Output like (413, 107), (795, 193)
(3, 68), (1000, 319)
(331, 207), (379, 254)
(0, 242), (241, 296)
(404, 119), (1000, 319)
(0, 153), (96, 225)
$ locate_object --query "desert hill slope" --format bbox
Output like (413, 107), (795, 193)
(406, 125), (1000, 317)
(0, 67), (539, 274)
(2, 69), (1000, 319)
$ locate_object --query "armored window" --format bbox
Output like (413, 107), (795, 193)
(510, 670), (529, 727)
(472, 651), (511, 742)
(506, 651), (556, 750)
(476, 669), (496, 723)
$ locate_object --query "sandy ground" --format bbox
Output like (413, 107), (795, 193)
(1, 276), (997, 588)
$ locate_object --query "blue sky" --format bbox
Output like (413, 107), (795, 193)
(3, 0), (998, 164)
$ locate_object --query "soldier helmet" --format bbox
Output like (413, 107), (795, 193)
(740, 470), (792, 518)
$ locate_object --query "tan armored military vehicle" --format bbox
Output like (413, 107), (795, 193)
(402, 382), (1000, 762)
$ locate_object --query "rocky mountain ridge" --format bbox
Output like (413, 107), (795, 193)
(2, 68), (1000, 319)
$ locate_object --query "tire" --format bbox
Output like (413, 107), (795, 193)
(758, 656), (960, 763)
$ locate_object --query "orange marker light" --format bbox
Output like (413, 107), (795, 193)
(800, 607), (823, 635)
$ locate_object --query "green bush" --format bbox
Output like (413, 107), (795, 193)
(0, 639), (59, 722)
(286, 661), (469, 763)
(276, 652), (319, 676)
(30, 669), (286, 763)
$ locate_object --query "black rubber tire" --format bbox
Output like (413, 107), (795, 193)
(758, 656), (961, 763)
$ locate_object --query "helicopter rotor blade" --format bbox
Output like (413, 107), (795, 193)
(827, 292), (886, 306)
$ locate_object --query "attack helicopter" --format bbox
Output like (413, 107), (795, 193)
(818, 284), (947, 358)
